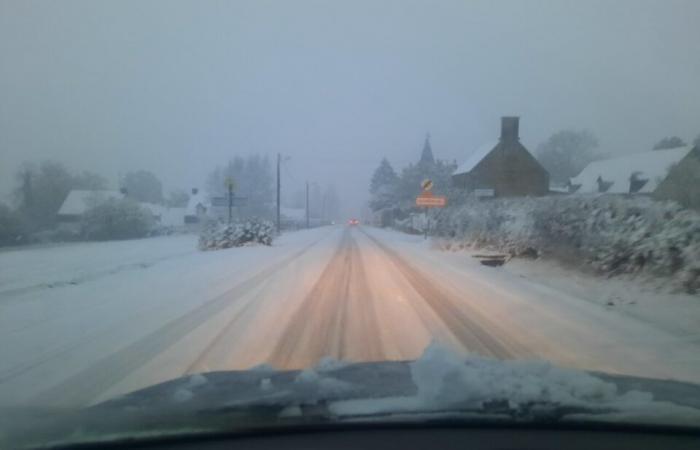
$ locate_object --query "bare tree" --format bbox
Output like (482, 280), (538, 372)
(653, 136), (687, 150)
(536, 130), (600, 184)
(122, 170), (164, 204)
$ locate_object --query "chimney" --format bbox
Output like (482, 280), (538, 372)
(500, 116), (519, 142)
(191, 188), (198, 195)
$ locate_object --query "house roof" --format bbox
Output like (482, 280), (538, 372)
(185, 191), (211, 216)
(57, 190), (123, 216)
(453, 140), (499, 175)
(570, 146), (694, 194)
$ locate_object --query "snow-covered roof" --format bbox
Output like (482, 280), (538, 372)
(57, 190), (123, 216)
(453, 140), (499, 175)
(185, 191), (211, 216)
(570, 146), (694, 194)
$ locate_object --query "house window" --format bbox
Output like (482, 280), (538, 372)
(629, 172), (649, 194)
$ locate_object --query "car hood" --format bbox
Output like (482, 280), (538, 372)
(4, 346), (700, 448)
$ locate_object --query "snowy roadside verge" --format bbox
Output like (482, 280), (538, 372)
(432, 195), (700, 293)
(496, 254), (700, 340)
(429, 237), (700, 340)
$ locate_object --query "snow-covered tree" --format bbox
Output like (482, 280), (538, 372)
(166, 189), (190, 207)
(536, 129), (600, 184)
(419, 134), (435, 165)
(122, 170), (164, 204)
(13, 161), (107, 230)
(369, 158), (399, 211)
(206, 154), (274, 218)
(653, 136), (687, 150)
(0, 202), (28, 246)
(81, 198), (155, 240)
(198, 219), (220, 250)
(198, 217), (274, 250)
(394, 159), (456, 205)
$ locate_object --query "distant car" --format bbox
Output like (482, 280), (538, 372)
(348, 218), (359, 225)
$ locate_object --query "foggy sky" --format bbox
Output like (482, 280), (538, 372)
(2, 0), (699, 214)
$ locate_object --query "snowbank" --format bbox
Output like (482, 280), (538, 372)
(435, 195), (700, 293)
(198, 218), (275, 250)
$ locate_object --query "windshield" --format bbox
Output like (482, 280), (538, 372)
(2, 0), (700, 447)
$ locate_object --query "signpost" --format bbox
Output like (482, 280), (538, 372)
(222, 178), (236, 224)
(474, 188), (495, 198)
(211, 196), (248, 207)
(416, 179), (447, 239)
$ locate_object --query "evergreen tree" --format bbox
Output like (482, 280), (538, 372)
(419, 133), (435, 165)
(13, 161), (107, 230)
(369, 158), (399, 211)
(395, 159), (456, 205)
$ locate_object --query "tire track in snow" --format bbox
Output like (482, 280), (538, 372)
(30, 235), (328, 407)
(361, 228), (516, 359)
(267, 228), (384, 369)
(0, 251), (197, 301)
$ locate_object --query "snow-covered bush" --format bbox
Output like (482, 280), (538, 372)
(81, 198), (155, 240)
(0, 203), (29, 246)
(436, 195), (700, 293)
(198, 218), (275, 250)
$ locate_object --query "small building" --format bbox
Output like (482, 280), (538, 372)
(569, 145), (700, 195)
(452, 117), (549, 197)
(57, 189), (186, 231)
(57, 190), (124, 225)
(184, 188), (210, 224)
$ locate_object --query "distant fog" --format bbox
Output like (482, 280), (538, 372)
(2, 0), (699, 215)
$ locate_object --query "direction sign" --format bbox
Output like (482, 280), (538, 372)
(211, 196), (248, 207)
(474, 188), (495, 198)
(416, 191), (446, 207)
(421, 179), (433, 191)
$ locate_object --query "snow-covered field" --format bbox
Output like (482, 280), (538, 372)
(1, 225), (699, 410)
(0, 228), (336, 405)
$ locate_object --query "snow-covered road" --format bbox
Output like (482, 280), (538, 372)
(1, 226), (699, 408)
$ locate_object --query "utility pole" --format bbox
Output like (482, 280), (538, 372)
(276, 153), (281, 234)
(305, 181), (310, 229)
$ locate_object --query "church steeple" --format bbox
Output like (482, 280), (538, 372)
(419, 132), (435, 165)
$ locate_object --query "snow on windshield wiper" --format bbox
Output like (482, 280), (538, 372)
(163, 344), (700, 428)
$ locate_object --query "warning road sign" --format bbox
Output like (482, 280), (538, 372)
(416, 191), (446, 207)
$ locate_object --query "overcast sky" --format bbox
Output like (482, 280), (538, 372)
(1, 0), (699, 214)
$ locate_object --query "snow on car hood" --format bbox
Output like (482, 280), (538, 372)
(87, 343), (700, 427)
(4, 345), (700, 448)
(329, 343), (700, 424)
